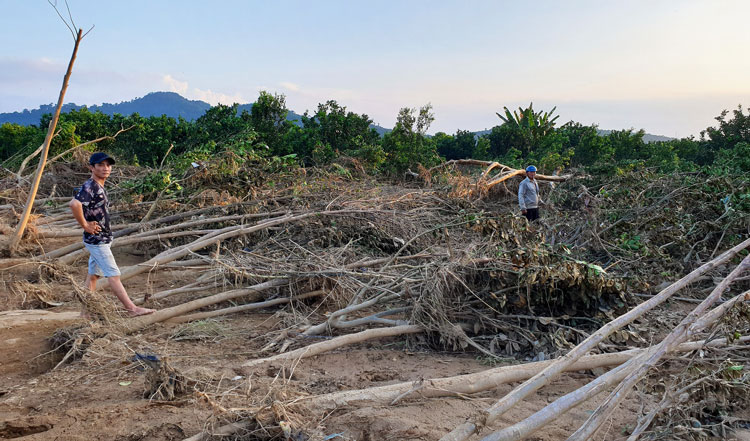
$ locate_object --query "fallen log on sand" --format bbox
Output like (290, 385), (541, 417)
(0, 310), (82, 327)
(238, 324), (423, 372)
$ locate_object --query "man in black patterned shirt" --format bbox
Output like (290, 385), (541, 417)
(69, 152), (155, 317)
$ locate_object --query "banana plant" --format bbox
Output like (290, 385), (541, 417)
(496, 102), (559, 154)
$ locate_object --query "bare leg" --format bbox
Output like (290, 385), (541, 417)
(106, 276), (155, 317)
(79, 274), (100, 318)
(85, 273), (99, 291)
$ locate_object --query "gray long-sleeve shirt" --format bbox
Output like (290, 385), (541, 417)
(518, 177), (542, 210)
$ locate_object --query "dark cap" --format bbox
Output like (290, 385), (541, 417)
(89, 152), (115, 165)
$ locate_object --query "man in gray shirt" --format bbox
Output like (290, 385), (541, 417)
(518, 165), (543, 222)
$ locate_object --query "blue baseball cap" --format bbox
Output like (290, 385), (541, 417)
(525, 165), (537, 172)
(89, 152), (115, 165)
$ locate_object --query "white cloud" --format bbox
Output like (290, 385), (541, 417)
(162, 74), (188, 95)
(279, 81), (300, 92)
(191, 88), (248, 106)
(160, 74), (249, 105)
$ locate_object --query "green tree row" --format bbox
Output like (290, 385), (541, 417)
(1, 93), (748, 176)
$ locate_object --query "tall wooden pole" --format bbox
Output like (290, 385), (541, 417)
(8, 28), (83, 255)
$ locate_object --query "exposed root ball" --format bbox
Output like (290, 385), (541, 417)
(49, 325), (95, 368)
(142, 356), (187, 401)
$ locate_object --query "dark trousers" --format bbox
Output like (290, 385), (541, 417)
(524, 208), (540, 222)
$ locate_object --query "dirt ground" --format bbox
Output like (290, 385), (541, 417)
(1, 237), (747, 441)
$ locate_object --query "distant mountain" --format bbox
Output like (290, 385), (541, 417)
(595, 129), (674, 143)
(0, 92), (211, 125)
(0, 92), (389, 134)
(472, 128), (675, 143)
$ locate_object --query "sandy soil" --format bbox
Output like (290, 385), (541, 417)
(0, 240), (743, 441)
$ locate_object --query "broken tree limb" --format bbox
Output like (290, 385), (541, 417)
(15, 128), (62, 179)
(439, 236), (750, 441)
(426, 160), (571, 197)
(8, 28), (84, 255)
(303, 292), (401, 335)
(428, 159), (497, 174)
(57, 229), (216, 265)
(165, 289), (327, 324)
(567, 254), (750, 441)
(133, 280), (217, 305)
(123, 279), (289, 334)
(239, 324), (423, 371)
(483, 169), (572, 194)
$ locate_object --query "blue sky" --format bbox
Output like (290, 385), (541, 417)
(1, 0), (749, 137)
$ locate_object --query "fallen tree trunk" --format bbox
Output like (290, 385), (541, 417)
(439, 236), (750, 441)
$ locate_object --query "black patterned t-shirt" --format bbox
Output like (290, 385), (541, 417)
(74, 179), (113, 245)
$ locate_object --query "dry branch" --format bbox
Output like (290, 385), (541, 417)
(43, 204), (246, 260)
(133, 280), (217, 305)
(8, 28), (83, 254)
(57, 229), (216, 265)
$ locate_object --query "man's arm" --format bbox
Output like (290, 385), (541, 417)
(518, 182), (527, 213)
(69, 199), (100, 235)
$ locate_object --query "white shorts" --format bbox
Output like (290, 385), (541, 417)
(84, 242), (121, 277)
